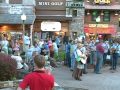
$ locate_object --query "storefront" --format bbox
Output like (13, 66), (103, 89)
(34, 0), (72, 39)
(84, 24), (117, 40)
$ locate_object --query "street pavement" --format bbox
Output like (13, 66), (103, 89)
(52, 64), (120, 90)
(1, 64), (120, 90)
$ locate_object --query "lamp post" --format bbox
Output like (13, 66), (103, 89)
(21, 14), (26, 50)
(119, 17), (120, 27)
(95, 16), (100, 40)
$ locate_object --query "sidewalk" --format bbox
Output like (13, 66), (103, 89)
(52, 65), (120, 90)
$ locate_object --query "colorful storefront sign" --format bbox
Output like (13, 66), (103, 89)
(84, 24), (116, 35)
(94, 0), (111, 4)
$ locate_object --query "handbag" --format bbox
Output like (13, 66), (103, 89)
(80, 55), (87, 64)
(106, 55), (111, 60)
(75, 50), (87, 64)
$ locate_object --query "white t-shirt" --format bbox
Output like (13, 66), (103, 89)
(11, 55), (23, 69)
(1, 40), (9, 49)
(53, 42), (58, 52)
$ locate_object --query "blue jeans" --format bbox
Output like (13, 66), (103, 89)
(95, 51), (103, 73)
(71, 53), (75, 70)
(111, 53), (119, 70)
(90, 51), (96, 64)
(103, 53), (107, 64)
(65, 52), (71, 67)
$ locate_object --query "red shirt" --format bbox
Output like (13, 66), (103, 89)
(96, 43), (104, 54)
(19, 71), (54, 90)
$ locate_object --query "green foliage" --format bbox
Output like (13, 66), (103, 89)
(0, 53), (17, 81)
(54, 50), (65, 61)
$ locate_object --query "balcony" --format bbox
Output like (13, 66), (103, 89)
(66, 1), (84, 8)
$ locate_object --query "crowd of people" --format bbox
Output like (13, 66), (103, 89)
(0, 32), (120, 89)
(0, 33), (61, 72)
(64, 37), (120, 81)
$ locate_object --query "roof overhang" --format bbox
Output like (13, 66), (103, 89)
(36, 15), (72, 21)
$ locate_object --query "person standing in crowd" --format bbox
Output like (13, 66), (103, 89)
(65, 40), (71, 67)
(52, 40), (58, 60)
(23, 33), (30, 53)
(1, 36), (9, 54)
(63, 32), (69, 44)
(70, 40), (77, 71)
(110, 40), (120, 71)
(95, 40), (104, 74)
(25, 45), (35, 64)
(80, 43), (88, 74)
(49, 42), (54, 58)
(89, 40), (96, 65)
(34, 41), (41, 54)
(55, 36), (60, 48)
(103, 41), (110, 65)
(72, 42), (86, 81)
(17, 55), (54, 90)
(13, 40), (20, 55)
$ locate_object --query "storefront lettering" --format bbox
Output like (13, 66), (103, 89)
(94, 0), (111, 4)
(89, 24), (108, 28)
(38, 2), (63, 6)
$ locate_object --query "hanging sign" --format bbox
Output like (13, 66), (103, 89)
(94, 0), (111, 4)
(9, 6), (22, 14)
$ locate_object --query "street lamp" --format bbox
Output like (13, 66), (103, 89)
(21, 14), (26, 36)
(119, 17), (120, 27)
(21, 14), (26, 50)
(95, 16), (101, 40)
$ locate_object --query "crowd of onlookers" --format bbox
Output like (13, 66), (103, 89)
(0, 33), (61, 76)
(0, 33), (120, 81)
(64, 37), (120, 80)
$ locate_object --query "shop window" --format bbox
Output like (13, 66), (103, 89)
(103, 11), (110, 22)
(92, 11), (99, 21)
(72, 10), (77, 17)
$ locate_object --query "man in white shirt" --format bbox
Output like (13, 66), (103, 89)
(23, 33), (30, 52)
(1, 37), (9, 54)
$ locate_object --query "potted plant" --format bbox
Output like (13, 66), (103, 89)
(0, 53), (17, 89)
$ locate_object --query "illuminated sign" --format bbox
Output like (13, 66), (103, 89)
(41, 21), (61, 31)
(89, 24), (108, 28)
(84, 24), (116, 34)
(94, 0), (111, 4)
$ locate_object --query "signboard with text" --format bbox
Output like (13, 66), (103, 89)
(36, 0), (66, 10)
(9, 6), (22, 14)
(94, 0), (111, 4)
(84, 24), (116, 35)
